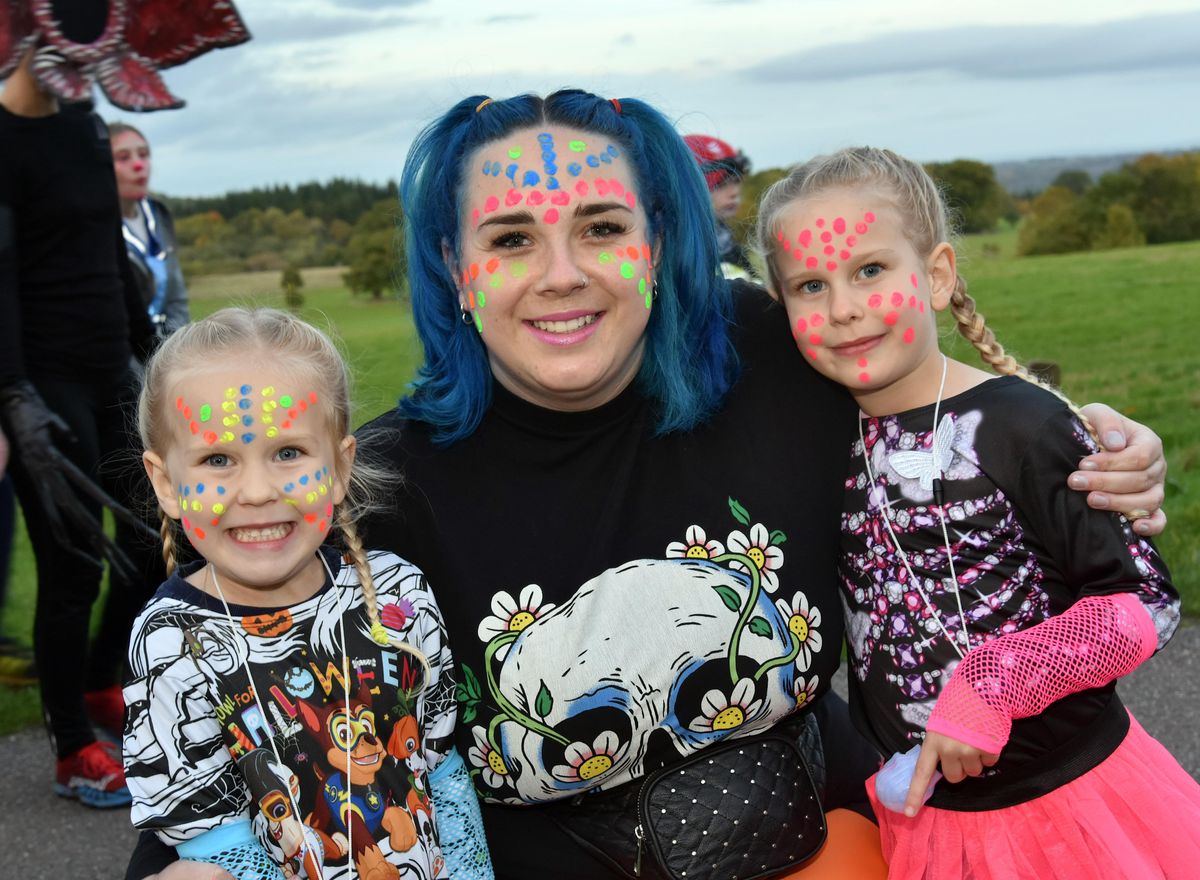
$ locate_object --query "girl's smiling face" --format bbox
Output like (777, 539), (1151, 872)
(454, 125), (657, 412)
(143, 360), (354, 606)
(771, 189), (957, 415)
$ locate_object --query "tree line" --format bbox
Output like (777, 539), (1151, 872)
(166, 151), (1200, 295)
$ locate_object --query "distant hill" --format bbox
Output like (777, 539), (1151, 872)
(992, 149), (1199, 196)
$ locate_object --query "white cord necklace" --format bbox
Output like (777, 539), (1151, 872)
(857, 355), (970, 658)
(207, 550), (356, 876)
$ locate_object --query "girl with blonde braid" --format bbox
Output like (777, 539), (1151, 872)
(123, 308), (492, 880)
(756, 148), (1200, 879)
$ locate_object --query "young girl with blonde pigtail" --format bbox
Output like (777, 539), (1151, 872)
(756, 148), (1200, 879)
(123, 308), (492, 880)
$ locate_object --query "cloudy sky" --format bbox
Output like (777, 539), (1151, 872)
(97, 0), (1200, 197)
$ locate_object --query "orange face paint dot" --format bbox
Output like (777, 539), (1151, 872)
(486, 258), (500, 273)
(308, 392), (318, 403)
(468, 291), (476, 309)
(305, 513), (317, 523)
(203, 431), (217, 444)
(210, 517), (219, 526)
(641, 243), (652, 262)
(175, 397), (184, 410)
(194, 528), (207, 541)
(469, 263), (480, 280)
(190, 421), (199, 434)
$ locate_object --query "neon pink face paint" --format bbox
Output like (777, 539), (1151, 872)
(777, 210), (878, 275)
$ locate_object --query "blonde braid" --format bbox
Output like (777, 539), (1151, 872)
(949, 280), (1098, 442)
(159, 510), (179, 576)
(336, 506), (432, 690)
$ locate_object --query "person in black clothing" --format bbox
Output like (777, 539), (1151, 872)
(0, 47), (159, 807)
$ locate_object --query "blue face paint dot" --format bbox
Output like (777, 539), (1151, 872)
(545, 163), (558, 176)
(196, 483), (205, 494)
(586, 155), (600, 168)
(299, 475), (309, 485)
(217, 485), (226, 495)
(522, 170), (540, 187)
(238, 399), (251, 410)
(607, 145), (619, 157)
(541, 151), (556, 163)
(481, 160), (491, 175)
(240, 385), (251, 395)
(568, 163), (582, 176)
(600, 153), (612, 164)
(241, 433), (254, 444)
(538, 132), (553, 143)
(183, 486), (190, 497)
(242, 415), (253, 427)
(283, 483), (295, 493)
(505, 164), (517, 182)
(547, 177), (560, 190)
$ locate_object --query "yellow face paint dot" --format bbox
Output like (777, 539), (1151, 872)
(266, 427), (278, 438)
(191, 500), (202, 512)
(224, 387), (237, 400)
(223, 415), (238, 427)
(212, 503), (225, 515)
(305, 492), (318, 504)
(222, 401), (236, 413)
(318, 484), (328, 496)
(220, 432), (234, 443)
(261, 386), (275, 397)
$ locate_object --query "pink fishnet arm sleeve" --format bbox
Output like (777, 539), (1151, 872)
(926, 593), (1157, 754)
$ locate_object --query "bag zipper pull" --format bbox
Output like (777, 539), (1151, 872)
(634, 823), (645, 876)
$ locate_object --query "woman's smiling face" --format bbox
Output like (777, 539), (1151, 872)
(455, 125), (657, 412)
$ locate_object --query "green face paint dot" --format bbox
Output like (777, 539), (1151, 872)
(598, 252), (614, 265)
(490, 275), (502, 288)
(199, 404), (212, 423)
(473, 312), (483, 334)
(477, 290), (487, 307)
(508, 147), (522, 159)
(620, 262), (635, 279)
(510, 262), (528, 278)
(279, 395), (293, 407)
(569, 140), (586, 152)
(638, 277), (647, 295)
(645, 292), (653, 309)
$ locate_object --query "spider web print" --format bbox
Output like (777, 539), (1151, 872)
(841, 410), (1053, 728)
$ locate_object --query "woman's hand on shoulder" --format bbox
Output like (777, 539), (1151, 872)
(904, 731), (998, 818)
(1072, 403), (1167, 536)
(142, 862), (235, 880)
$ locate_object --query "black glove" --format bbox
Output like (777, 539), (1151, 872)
(0, 380), (155, 582)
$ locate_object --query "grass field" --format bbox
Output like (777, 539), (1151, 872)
(2, 238), (1197, 734)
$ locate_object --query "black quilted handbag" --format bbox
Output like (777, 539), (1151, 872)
(545, 716), (828, 879)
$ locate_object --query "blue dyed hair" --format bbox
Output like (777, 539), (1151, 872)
(398, 89), (738, 444)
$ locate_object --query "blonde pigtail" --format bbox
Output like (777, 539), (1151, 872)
(949, 281), (1099, 443)
(337, 506), (433, 690)
(159, 510), (179, 576)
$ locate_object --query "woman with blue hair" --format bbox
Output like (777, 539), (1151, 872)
(129, 88), (1168, 880)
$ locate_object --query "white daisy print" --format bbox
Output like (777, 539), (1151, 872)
(793, 674), (820, 709)
(551, 730), (628, 784)
(468, 725), (513, 790)
(775, 591), (823, 671)
(666, 525), (726, 561)
(477, 584), (557, 658)
(727, 523), (785, 592)
(688, 677), (764, 733)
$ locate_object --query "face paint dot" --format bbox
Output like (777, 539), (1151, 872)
(505, 188), (522, 207)
(318, 484), (328, 496)
(238, 398), (251, 410)
(189, 422), (199, 434)
(811, 313), (824, 327)
(239, 385), (251, 396)
(595, 179), (610, 196)
(808, 333), (822, 345)
(799, 229), (812, 249)
(911, 273), (919, 288)
(823, 245), (835, 256)
(485, 257), (500, 273)
(544, 208), (559, 224)
(175, 397), (184, 410)
(586, 155), (600, 168)
(266, 427), (278, 438)
(222, 401), (235, 412)
(220, 432), (234, 443)
(508, 147), (521, 159)
(857, 357), (868, 367)
(510, 262), (527, 278)
(216, 485), (225, 495)
(598, 251), (614, 265)
(859, 372), (871, 384)
(283, 483), (295, 493)
(855, 222), (868, 235)
(826, 261), (837, 271)
(505, 164), (517, 182)
(526, 190), (545, 206)
(567, 163), (582, 176)
(641, 243), (652, 263)
(806, 256), (818, 269)
(864, 211), (876, 223)
(484, 195), (499, 213)
(522, 170), (540, 187)
(620, 262), (635, 279)
(638, 277), (647, 295)
(490, 275), (501, 288)
(182, 406), (192, 420)
(305, 514), (317, 524)
(919, 301), (926, 313)
(551, 190), (570, 206)
(903, 327), (915, 344)
(625, 191), (637, 209)
(477, 290), (486, 307)
(306, 492), (318, 504)
(223, 415), (238, 427)
(212, 503), (225, 515)
(569, 140), (586, 152)
(575, 181), (589, 197)
(794, 317), (808, 335)
(833, 217), (846, 234)
(204, 431), (217, 444)
(472, 209), (480, 225)
(191, 500), (202, 512)
(224, 387), (236, 400)
(198, 404), (211, 422)
(868, 293), (883, 309)
(182, 485), (190, 497)
(884, 311), (899, 326)
(820, 231), (832, 244)
(846, 235), (857, 247)
(182, 516), (191, 530)
(241, 433), (254, 444)
(806, 348), (818, 359)
(299, 474), (309, 486)
(194, 528), (206, 541)
(280, 395), (293, 407)
(909, 295), (918, 308)
(210, 518), (219, 526)
(891, 292), (904, 307)
(816, 218), (826, 228)
(840, 250), (851, 260)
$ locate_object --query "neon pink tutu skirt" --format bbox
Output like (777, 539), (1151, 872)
(867, 713), (1200, 879)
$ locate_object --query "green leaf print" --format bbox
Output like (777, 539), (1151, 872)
(459, 663), (482, 700)
(713, 584), (743, 613)
(769, 529), (788, 546)
(535, 680), (554, 719)
(461, 704), (477, 723)
(748, 616), (773, 638)
(728, 497), (751, 526)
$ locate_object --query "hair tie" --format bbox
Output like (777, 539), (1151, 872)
(610, 98), (622, 114)
(475, 97), (493, 113)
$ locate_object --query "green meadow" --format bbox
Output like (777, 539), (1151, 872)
(1, 239), (1197, 733)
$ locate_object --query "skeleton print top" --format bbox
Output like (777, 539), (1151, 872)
(840, 376), (1177, 776)
(123, 548), (457, 879)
